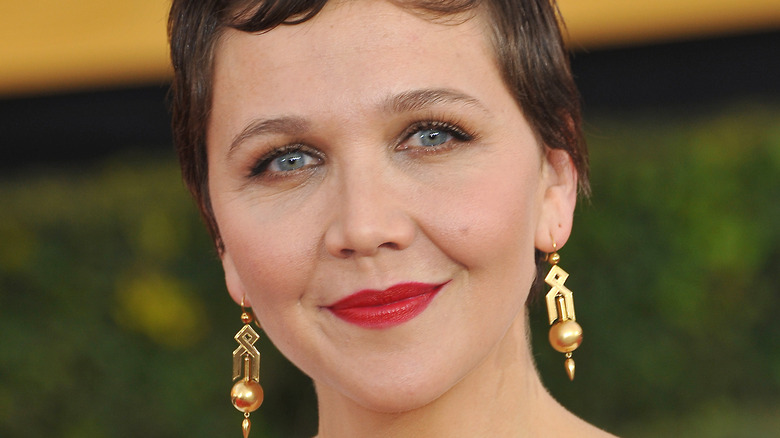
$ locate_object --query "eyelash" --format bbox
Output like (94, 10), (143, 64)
(397, 119), (474, 152)
(248, 144), (322, 178)
(246, 119), (475, 179)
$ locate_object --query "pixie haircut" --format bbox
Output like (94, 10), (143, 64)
(168, 0), (589, 252)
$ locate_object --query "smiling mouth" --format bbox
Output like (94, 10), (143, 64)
(327, 281), (450, 329)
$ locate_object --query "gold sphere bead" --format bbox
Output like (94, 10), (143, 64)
(231, 380), (264, 413)
(241, 312), (253, 324)
(548, 252), (560, 265)
(548, 319), (582, 353)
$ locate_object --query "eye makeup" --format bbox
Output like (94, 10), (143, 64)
(248, 144), (324, 179)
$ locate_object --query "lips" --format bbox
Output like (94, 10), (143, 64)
(327, 281), (449, 329)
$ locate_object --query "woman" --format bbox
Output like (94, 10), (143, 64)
(169, 0), (614, 436)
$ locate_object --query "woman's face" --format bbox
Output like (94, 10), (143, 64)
(207, 0), (576, 413)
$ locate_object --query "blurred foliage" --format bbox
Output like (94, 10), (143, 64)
(1, 104), (778, 437)
(530, 103), (780, 436)
(0, 153), (315, 438)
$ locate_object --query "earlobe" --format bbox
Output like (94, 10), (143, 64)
(535, 148), (578, 253)
(222, 250), (250, 306)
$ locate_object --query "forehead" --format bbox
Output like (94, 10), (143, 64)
(210, 1), (505, 128)
(217, 0), (486, 52)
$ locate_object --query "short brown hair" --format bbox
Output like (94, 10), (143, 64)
(168, 0), (588, 250)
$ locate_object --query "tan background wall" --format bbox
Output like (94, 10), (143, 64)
(1, 0), (780, 96)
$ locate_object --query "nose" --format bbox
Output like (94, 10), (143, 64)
(324, 167), (416, 258)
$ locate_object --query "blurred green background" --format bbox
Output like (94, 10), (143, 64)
(1, 102), (778, 437)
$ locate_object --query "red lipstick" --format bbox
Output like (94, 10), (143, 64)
(327, 281), (449, 329)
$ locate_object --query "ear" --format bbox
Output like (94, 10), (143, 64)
(222, 249), (250, 307)
(535, 148), (578, 253)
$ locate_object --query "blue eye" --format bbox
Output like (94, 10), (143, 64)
(251, 147), (321, 177)
(401, 121), (472, 152)
(268, 150), (313, 172)
(413, 128), (452, 147)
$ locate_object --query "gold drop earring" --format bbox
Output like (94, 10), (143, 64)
(230, 298), (264, 438)
(545, 242), (583, 380)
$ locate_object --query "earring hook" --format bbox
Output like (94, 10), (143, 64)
(239, 296), (262, 329)
(548, 235), (560, 265)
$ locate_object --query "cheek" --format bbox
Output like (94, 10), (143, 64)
(424, 158), (542, 271)
(215, 194), (322, 312)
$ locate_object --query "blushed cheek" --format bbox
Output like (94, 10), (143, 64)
(215, 202), (310, 305)
(233, 234), (310, 287)
(430, 165), (540, 271)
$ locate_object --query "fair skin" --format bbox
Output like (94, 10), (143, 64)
(207, 1), (611, 437)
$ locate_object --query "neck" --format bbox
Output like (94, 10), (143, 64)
(314, 315), (587, 438)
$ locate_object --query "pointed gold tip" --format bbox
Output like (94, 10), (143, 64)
(242, 417), (251, 438)
(565, 357), (575, 381)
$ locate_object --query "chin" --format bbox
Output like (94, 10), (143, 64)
(333, 375), (454, 414)
(314, 344), (480, 415)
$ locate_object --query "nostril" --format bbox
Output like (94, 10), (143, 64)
(324, 208), (415, 258)
(337, 242), (398, 258)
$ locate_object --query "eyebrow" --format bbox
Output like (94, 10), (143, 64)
(229, 116), (310, 155)
(383, 88), (488, 114)
(228, 88), (487, 154)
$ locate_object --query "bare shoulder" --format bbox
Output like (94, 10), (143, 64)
(579, 422), (619, 438)
(546, 398), (619, 438)
(568, 413), (620, 438)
